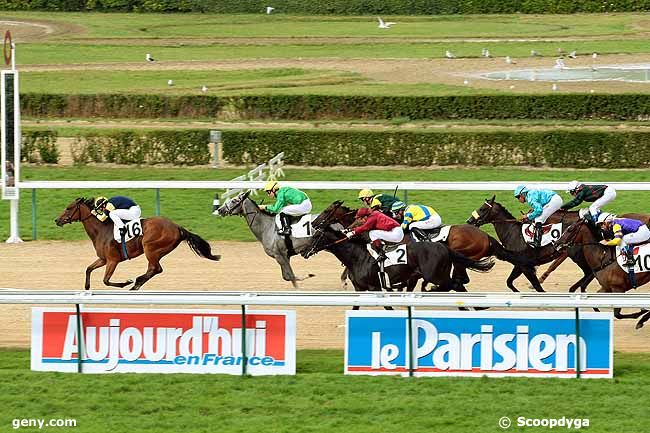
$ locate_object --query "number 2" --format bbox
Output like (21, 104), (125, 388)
(396, 248), (406, 264)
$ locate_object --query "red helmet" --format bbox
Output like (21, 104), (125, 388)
(356, 208), (373, 218)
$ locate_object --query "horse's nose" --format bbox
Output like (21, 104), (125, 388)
(466, 217), (474, 224)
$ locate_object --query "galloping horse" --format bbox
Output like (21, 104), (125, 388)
(55, 198), (220, 291)
(302, 223), (495, 295)
(314, 200), (532, 289)
(555, 219), (650, 329)
(467, 195), (588, 292)
(216, 192), (356, 288)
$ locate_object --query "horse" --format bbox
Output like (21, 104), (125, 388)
(216, 192), (356, 288)
(55, 197), (220, 291)
(554, 218), (650, 329)
(301, 223), (495, 297)
(313, 200), (532, 290)
(466, 195), (590, 293)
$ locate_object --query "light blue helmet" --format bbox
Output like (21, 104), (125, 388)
(391, 201), (406, 211)
(514, 184), (528, 197)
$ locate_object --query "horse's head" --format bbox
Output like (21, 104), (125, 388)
(216, 190), (252, 217)
(301, 224), (344, 259)
(467, 195), (501, 226)
(554, 219), (588, 252)
(55, 198), (94, 226)
(312, 200), (357, 231)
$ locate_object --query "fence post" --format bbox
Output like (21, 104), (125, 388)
(155, 189), (160, 216)
(75, 304), (84, 373)
(241, 305), (247, 376)
(31, 188), (36, 240)
(407, 306), (414, 377)
(575, 307), (581, 379)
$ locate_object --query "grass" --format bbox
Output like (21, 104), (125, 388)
(0, 348), (649, 433)
(4, 166), (650, 242)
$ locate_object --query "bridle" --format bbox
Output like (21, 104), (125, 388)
(303, 224), (349, 258)
(556, 218), (618, 271)
(60, 200), (94, 225)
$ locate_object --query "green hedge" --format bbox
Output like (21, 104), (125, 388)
(71, 130), (210, 165)
(220, 129), (650, 168)
(22, 130), (59, 163)
(21, 93), (650, 121)
(1, 0), (649, 13)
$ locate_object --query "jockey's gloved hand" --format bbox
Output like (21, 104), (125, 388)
(259, 205), (266, 210)
(519, 215), (529, 223)
(343, 229), (355, 238)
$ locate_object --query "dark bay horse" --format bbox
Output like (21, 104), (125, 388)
(466, 195), (589, 293)
(55, 198), (220, 291)
(302, 223), (495, 295)
(555, 219), (650, 329)
(314, 200), (531, 289)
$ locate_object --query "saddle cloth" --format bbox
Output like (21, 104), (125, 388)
(412, 225), (451, 243)
(366, 244), (408, 267)
(616, 243), (650, 273)
(521, 223), (563, 247)
(113, 219), (143, 242)
(274, 214), (315, 238)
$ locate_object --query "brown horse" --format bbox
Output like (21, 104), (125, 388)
(555, 218), (650, 329)
(313, 200), (532, 290)
(55, 197), (220, 291)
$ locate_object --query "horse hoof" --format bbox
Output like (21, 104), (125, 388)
(308, 273), (316, 278)
(129, 286), (140, 291)
(636, 322), (645, 330)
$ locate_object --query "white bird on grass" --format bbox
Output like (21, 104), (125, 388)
(530, 49), (541, 57)
(146, 53), (155, 62)
(201, 85), (208, 93)
(482, 49), (491, 58)
(592, 52), (598, 60)
(568, 50), (577, 59)
(266, 6), (274, 14)
(377, 17), (396, 29)
(167, 79), (173, 86)
(505, 56), (516, 64)
(445, 50), (456, 59)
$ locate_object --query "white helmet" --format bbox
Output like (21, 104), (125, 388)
(566, 180), (580, 194)
(596, 212), (614, 225)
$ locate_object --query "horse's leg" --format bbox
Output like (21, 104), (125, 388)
(130, 240), (174, 291)
(340, 268), (349, 290)
(506, 266), (523, 292)
(102, 259), (134, 288)
(85, 258), (106, 290)
(614, 308), (649, 320)
(521, 267), (545, 292)
(636, 311), (650, 329)
(276, 255), (314, 288)
(130, 260), (163, 291)
(539, 252), (567, 284)
(452, 265), (470, 285)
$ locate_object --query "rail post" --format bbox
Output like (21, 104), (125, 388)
(75, 304), (84, 373)
(575, 307), (581, 379)
(407, 306), (414, 377)
(241, 304), (247, 376)
(155, 188), (160, 216)
(31, 188), (36, 240)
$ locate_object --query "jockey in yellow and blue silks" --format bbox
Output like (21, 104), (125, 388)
(93, 195), (142, 259)
(597, 213), (650, 267)
(391, 201), (442, 241)
(259, 181), (312, 235)
(514, 184), (563, 248)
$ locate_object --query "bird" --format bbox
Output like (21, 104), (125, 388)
(482, 49), (491, 58)
(552, 83), (558, 91)
(554, 58), (566, 69)
(377, 17), (396, 29)
(530, 50), (541, 57)
(201, 85), (208, 93)
(146, 53), (155, 62)
(592, 52), (598, 60)
(568, 50), (577, 59)
(167, 79), (174, 86)
(463, 79), (469, 85)
(505, 56), (516, 64)
(445, 50), (456, 59)
(266, 6), (274, 14)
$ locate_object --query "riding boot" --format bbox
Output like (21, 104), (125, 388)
(371, 239), (387, 262)
(411, 227), (427, 242)
(279, 213), (291, 236)
(533, 222), (543, 248)
(623, 245), (636, 267)
(119, 227), (129, 260)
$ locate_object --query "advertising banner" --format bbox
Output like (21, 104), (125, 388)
(346, 310), (612, 378)
(32, 308), (296, 375)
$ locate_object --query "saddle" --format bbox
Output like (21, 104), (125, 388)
(411, 226), (451, 243)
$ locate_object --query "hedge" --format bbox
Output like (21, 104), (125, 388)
(220, 129), (650, 168)
(21, 93), (650, 121)
(1, 0), (649, 13)
(22, 130), (59, 163)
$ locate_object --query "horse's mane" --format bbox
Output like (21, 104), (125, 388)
(492, 201), (516, 220)
(77, 197), (95, 208)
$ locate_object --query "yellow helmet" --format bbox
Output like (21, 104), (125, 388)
(358, 189), (374, 199)
(94, 196), (108, 209)
(264, 180), (279, 192)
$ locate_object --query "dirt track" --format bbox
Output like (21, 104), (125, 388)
(0, 241), (647, 351)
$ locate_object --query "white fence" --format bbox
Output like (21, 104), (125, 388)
(1, 290), (650, 308)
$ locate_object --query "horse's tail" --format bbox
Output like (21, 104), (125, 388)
(448, 248), (495, 273)
(488, 236), (535, 268)
(179, 227), (221, 261)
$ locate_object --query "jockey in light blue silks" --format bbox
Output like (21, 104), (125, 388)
(514, 184), (563, 248)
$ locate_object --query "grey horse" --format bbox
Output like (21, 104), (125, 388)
(216, 190), (318, 288)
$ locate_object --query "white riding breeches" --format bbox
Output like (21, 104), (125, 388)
(621, 225), (650, 248)
(534, 194), (563, 224)
(281, 199), (312, 216)
(369, 226), (404, 243)
(589, 187), (616, 216)
(109, 205), (142, 229)
(410, 214), (442, 231)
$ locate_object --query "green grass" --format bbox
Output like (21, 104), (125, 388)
(4, 12), (647, 39)
(0, 348), (649, 433)
(4, 166), (650, 242)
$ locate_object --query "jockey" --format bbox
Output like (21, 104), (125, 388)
(260, 181), (312, 236)
(597, 213), (650, 267)
(514, 184), (563, 248)
(391, 201), (442, 241)
(94, 196), (142, 258)
(562, 181), (616, 222)
(345, 207), (404, 260)
(357, 188), (400, 216)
